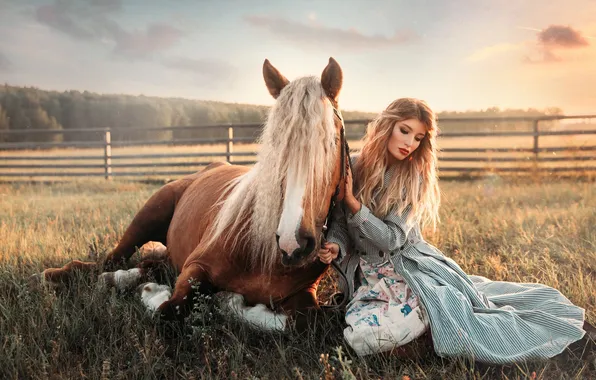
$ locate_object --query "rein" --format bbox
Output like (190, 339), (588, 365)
(322, 107), (352, 232)
(320, 106), (354, 311)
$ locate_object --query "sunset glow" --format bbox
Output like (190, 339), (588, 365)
(0, 0), (594, 114)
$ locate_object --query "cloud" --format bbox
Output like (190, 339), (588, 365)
(113, 23), (184, 59)
(35, 3), (98, 40)
(88, 0), (122, 13)
(538, 25), (590, 48)
(35, 0), (183, 59)
(244, 15), (416, 52)
(465, 43), (523, 63)
(524, 24), (591, 64)
(0, 51), (11, 71)
(161, 57), (237, 87)
(464, 25), (594, 67)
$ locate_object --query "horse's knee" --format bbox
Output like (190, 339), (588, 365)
(153, 264), (205, 320)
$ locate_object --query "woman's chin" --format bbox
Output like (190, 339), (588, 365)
(389, 152), (407, 162)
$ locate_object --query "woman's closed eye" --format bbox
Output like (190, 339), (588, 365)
(401, 128), (424, 142)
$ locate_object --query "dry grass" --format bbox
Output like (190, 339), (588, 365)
(1, 177), (595, 379)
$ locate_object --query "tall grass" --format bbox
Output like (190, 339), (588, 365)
(0, 177), (594, 379)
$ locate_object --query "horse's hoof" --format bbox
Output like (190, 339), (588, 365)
(28, 272), (43, 284)
(137, 282), (172, 313)
(156, 299), (187, 322)
(27, 272), (45, 288)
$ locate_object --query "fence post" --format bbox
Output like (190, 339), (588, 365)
(104, 129), (112, 180)
(532, 120), (539, 163)
(226, 126), (234, 163)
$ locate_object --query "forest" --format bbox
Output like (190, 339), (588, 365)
(0, 84), (565, 144)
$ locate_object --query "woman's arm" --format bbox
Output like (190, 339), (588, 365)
(342, 160), (416, 253)
(347, 203), (416, 252)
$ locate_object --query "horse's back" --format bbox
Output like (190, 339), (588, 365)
(167, 163), (250, 270)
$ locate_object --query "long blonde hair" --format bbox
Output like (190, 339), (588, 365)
(353, 98), (441, 230)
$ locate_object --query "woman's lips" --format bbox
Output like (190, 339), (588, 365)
(399, 148), (409, 155)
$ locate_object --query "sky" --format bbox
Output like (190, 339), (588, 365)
(0, 0), (595, 115)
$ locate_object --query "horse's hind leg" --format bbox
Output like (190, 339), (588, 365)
(31, 260), (99, 289)
(99, 242), (173, 291)
(103, 182), (185, 269)
(104, 162), (228, 269)
(35, 242), (172, 292)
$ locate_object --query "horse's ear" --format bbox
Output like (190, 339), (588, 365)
(321, 57), (343, 102)
(263, 59), (290, 99)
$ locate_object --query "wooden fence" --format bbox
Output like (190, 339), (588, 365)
(1, 114), (595, 180)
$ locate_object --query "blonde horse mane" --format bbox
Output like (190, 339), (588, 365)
(201, 76), (338, 272)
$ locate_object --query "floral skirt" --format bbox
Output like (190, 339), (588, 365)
(343, 258), (429, 356)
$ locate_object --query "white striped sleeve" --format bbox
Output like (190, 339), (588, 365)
(347, 203), (416, 252)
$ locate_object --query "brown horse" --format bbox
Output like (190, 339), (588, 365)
(38, 57), (349, 330)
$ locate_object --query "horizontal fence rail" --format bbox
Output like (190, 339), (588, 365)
(1, 114), (595, 180)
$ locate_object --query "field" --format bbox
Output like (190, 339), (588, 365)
(1, 177), (595, 379)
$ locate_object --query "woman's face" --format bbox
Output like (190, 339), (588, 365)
(387, 118), (427, 163)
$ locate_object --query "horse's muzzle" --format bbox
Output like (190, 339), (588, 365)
(276, 233), (316, 266)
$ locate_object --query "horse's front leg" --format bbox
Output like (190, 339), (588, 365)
(154, 260), (213, 321)
(215, 286), (343, 335)
(215, 292), (289, 332)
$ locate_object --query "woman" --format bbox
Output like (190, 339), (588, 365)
(319, 98), (591, 364)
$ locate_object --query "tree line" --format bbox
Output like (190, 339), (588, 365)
(0, 84), (564, 145)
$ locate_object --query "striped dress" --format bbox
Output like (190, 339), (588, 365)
(326, 155), (586, 364)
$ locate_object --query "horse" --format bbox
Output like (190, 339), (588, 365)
(36, 57), (350, 331)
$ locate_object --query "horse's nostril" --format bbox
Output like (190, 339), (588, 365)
(304, 235), (315, 254)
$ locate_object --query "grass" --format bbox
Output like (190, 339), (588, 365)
(0, 177), (595, 379)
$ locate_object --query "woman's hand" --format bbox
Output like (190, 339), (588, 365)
(344, 166), (361, 214)
(318, 242), (340, 264)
